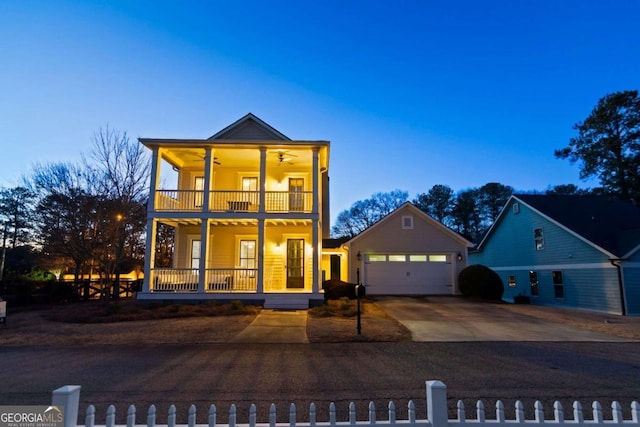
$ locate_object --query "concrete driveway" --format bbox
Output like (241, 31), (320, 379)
(376, 297), (627, 342)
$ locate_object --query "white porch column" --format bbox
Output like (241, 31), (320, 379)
(312, 218), (319, 293)
(142, 219), (157, 292)
(259, 147), (267, 213)
(148, 147), (160, 213)
(202, 147), (213, 212)
(257, 218), (265, 294)
(143, 147), (160, 293)
(198, 219), (210, 293)
(312, 147), (319, 214)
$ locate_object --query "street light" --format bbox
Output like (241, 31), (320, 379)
(112, 214), (125, 301)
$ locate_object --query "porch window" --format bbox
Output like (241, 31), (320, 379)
(239, 240), (257, 270)
(242, 177), (258, 191)
(552, 270), (564, 299)
(194, 177), (204, 208)
(508, 275), (517, 287)
(191, 240), (201, 269)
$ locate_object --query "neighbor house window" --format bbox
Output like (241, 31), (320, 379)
(508, 275), (517, 288)
(534, 228), (544, 250)
(191, 239), (201, 269)
(402, 215), (414, 229)
(552, 270), (564, 299)
(529, 270), (539, 296)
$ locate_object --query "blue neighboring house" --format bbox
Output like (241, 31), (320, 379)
(470, 194), (640, 315)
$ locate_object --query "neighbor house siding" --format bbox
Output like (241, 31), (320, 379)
(622, 251), (640, 315)
(471, 199), (624, 314)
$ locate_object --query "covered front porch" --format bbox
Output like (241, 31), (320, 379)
(139, 217), (323, 308)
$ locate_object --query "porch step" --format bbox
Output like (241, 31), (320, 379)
(263, 295), (310, 310)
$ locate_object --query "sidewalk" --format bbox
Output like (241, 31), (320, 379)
(231, 309), (309, 343)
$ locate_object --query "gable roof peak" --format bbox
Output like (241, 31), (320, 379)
(208, 113), (291, 141)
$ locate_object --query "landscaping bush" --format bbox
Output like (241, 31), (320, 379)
(458, 264), (504, 300)
(322, 279), (357, 301)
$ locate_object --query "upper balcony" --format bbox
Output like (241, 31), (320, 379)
(155, 189), (313, 213)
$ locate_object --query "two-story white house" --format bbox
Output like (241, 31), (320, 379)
(138, 113), (330, 309)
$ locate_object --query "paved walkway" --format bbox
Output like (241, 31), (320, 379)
(376, 297), (628, 342)
(231, 309), (309, 343)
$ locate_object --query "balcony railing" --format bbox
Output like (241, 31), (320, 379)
(151, 268), (199, 292)
(206, 268), (257, 292)
(155, 190), (313, 213)
(149, 268), (257, 292)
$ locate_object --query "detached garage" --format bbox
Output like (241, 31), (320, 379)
(345, 203), (473, 295)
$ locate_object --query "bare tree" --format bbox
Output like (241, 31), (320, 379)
(86, 127), (150, 299)
(331, 190), (408, 238)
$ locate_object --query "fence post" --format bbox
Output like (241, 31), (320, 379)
(427, 381), (448, 427)
(52, 385), (81, 427)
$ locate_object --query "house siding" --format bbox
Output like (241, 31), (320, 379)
(471, 199), (625, 314)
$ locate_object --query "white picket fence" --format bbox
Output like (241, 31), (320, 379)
(51, 381), (640, 427)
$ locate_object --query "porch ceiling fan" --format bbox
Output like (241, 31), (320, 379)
(275, 150), (297, 165)
(188, 153), (221, 165)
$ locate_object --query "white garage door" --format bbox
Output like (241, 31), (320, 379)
(363, 254), (453, 295)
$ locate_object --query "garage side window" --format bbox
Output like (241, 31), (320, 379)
(368, 255), (386, 262)
(409, 255), (427, 262)
(388, 255), (406, 262)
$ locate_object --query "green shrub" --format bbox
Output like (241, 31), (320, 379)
(230, 300), (244, 311)
(322, 279), (357, 300)
(459, 264), (504, 300)
(338, 296), (351, 310)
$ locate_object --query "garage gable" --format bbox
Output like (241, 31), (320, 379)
(345, 203), (473, 296)
(347, 202), (473, 252)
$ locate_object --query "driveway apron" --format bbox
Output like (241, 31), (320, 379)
(376, 297), (627, 342)
(231, 309), (309, 343)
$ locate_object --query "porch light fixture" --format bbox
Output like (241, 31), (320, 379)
(357, 251), (362, 261)
(457, 252), (463, 261)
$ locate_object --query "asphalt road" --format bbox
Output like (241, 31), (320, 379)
(3, 342), (640, 424)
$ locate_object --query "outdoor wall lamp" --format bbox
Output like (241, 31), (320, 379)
(357, 251), (362, 261)
(457, 252), (463, 261)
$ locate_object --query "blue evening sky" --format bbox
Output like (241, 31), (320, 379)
(1, 1), (639, 223)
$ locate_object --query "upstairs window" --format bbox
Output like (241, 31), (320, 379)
(194, 176), (204, 208)
(534, 228), (544, 250)
(242, 177), (258, 191)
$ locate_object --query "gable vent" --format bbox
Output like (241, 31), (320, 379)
(513, 203), (520, 214)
